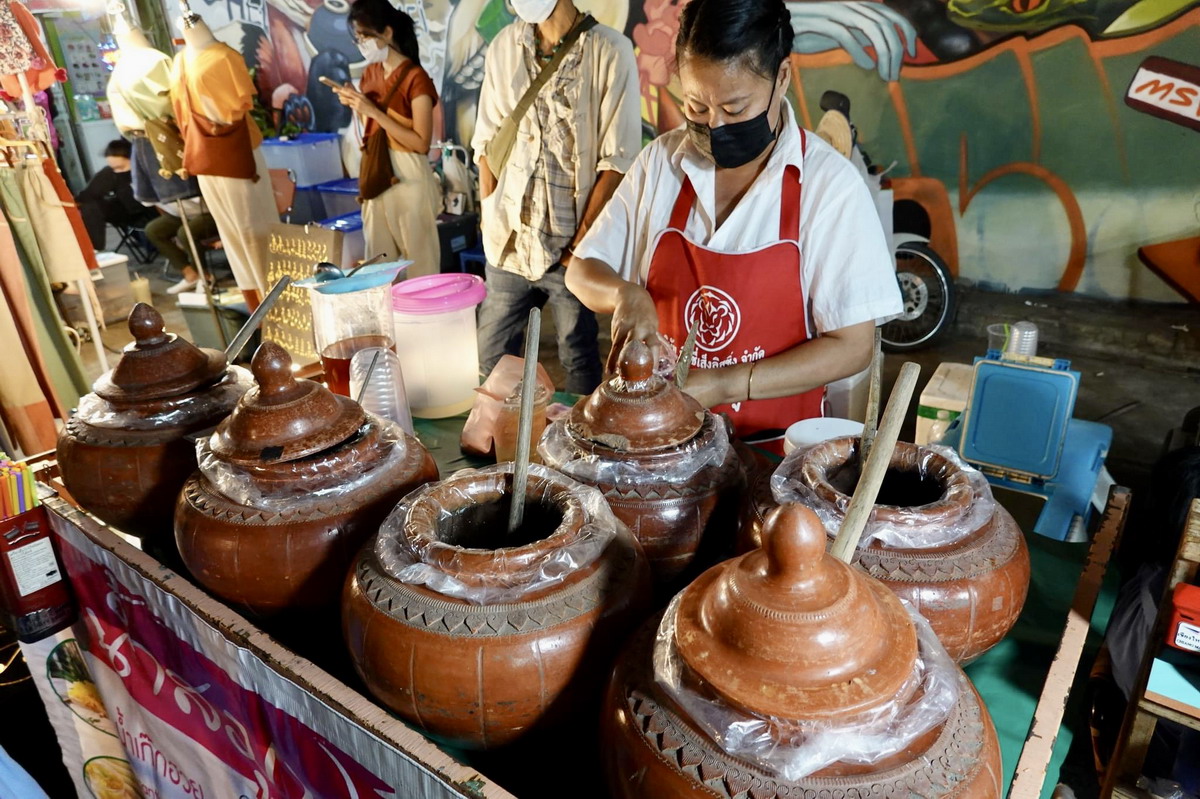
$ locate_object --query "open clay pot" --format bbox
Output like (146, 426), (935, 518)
(175, 342), (437, 617)
(745, 437), (1030, 663)
(343, 465), (651, 749)
(57, 304), (250, 547)
(603, 503), (1003, 798)
(539, 340), (744, 588)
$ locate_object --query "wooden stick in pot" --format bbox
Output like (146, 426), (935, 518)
(508, 307), (542, 535)
(860, 327), (883, 463)
(829, 361), (920, 564)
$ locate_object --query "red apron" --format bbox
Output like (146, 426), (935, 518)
(645, 131), (823, 448)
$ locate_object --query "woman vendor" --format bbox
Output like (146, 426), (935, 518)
(567, 0), (902, 449)
(333, 0), (441, 275)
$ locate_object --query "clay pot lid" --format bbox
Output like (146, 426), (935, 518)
(675, 503), (918, 721)
(567, 340), (704, 452)
(93, 304), (227, 402)
(209, 341), (365, 465)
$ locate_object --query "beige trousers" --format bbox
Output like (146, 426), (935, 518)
(362, 150), (441, 278)
(197, 148), (276, 294)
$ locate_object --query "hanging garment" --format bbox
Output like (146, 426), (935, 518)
(0, 255), (58, 453)
(0, 207), (82, 418)
(361, 149), (441, 276)
(170, 44), (262, 178)
(197, 147), (275, 294)
(646, 135), (824, 448)
(17, 161), (91, 283)
(34, 151), (98, 270)
(107, 45), (173, 133)
(130, 135), (199, 204)
(0, 1), (66, 100)
(0, 0), (33, 76)
(0, 177), (86, 415)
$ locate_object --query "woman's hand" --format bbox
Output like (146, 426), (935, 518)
(607, 282), (660, 374)
(681, 367), (733, 409)
(333, 85), (382, 120)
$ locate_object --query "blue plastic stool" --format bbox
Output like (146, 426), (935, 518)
(458, 245), (487, 276)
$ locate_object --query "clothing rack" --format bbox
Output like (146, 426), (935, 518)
(1, 105), (108, 371)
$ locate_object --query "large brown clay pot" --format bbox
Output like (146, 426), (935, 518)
(56, 304), (250, 546)
(745, 437), (1030, 663)
(175, 342), (437, 617)
(604, 504), (1003, 799)
(343, 464), (651, 749)
(539, 340), (744, 588)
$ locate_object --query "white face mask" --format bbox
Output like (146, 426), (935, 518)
(511, 0), (557, 24)
(357, 37), (388, 64)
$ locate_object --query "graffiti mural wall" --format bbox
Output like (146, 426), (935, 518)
(180, 0), (1200, 302)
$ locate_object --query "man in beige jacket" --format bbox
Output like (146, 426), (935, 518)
(471, 0), (640, 393)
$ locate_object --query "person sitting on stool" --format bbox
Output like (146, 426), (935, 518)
(76, 139), (157, 250)
(145, 197), (219, 294)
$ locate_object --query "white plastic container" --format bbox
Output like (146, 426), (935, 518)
(391, 274), (487, 418)
(260, 133), (344, 188)
(915, 362), (974, 445)
(783, 418), (865, 455)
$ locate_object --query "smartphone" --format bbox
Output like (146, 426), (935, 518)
(318, 76), (344, 90)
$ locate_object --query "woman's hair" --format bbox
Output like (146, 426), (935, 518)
(676, 0), (793, 80)
(348, 0), (422, 67)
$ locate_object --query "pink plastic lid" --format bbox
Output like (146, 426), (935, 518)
(391, 274), (487, 315)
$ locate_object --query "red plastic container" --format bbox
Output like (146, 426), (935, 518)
(0, 506), (76, 642)
(1166, 583), (1200, 653)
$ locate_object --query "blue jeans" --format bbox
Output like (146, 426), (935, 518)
(477, 263), (601, 395)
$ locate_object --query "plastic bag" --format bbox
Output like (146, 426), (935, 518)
(653, 595), (960, 781)
(197, 413), (409, 512)
(75, 367), (252, 430)
(539, 413), (732, 486)
(460, 355), (555, 457)
(771, 439), (998, 549)
(374, 463), (621, 605)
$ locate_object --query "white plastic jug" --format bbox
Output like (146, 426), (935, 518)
(391, 274), (487, 418)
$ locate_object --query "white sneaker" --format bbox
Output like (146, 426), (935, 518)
(167, 277), (198, 295)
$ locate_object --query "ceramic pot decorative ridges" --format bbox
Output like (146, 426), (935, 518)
(602, 503), (1003, 799)
(56, 303), (245, 544)
(539, 340), (744, 587)
(343, 466), (651, 749)
(175, 341), (437, 616)
(743, 437), (1030, 663)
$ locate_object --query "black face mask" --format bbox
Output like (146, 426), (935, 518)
(687, 79), (780, 169)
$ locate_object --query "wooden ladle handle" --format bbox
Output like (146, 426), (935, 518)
(830, 361), (921, 563)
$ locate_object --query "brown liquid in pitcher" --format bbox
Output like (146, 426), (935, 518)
(320, 335), (395, 397)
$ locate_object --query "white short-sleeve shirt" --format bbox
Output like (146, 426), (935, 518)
(573, 104), (902, 334)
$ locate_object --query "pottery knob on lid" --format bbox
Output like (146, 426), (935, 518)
(93, 303), (227, 401)
(568, 340), (705, 452)
(209, 341), (365, 465)
(675, 504), (919, 721)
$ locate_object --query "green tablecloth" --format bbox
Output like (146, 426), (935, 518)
(411, 403), (1120, 798)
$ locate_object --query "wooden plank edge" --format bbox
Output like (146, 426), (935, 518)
(44, 496), (517, 799)
(1007, 487), (1131, 799)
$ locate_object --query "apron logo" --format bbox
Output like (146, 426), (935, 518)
(684, 286), (741, 353)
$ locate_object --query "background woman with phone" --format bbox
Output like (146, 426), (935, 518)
(333, 0), (441, 275)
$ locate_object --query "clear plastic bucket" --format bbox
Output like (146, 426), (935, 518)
(391, 274), (487, 418)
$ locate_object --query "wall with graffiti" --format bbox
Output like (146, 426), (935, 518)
(181, 0), (1200, 303)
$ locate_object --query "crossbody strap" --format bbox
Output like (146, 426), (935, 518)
(509, 15), (598, 131)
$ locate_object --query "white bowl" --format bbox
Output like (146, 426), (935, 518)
(783, 418), (866, 455)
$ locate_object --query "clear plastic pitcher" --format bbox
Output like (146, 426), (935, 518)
(305, 277), (396, 397)
(350, 348), (413, 434)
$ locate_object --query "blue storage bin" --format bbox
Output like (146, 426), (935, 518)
(315, 178), (361, 220)
(261, 133), (344, 188)
(317, 211), (364, 272)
